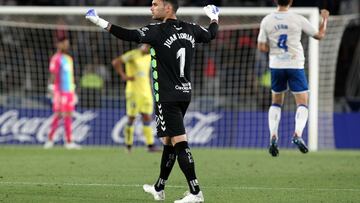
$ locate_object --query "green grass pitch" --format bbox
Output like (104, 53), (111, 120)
(0, 146), (359, 203)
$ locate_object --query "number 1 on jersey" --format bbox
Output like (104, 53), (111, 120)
(277, 34), (288, 52)
(177, 48), (185, 77)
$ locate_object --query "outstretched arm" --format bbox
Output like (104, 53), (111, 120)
(204, 5), (219, 39)
(108, 24), (141, 42)
(86, 9), (141, 42)
(207, 21), (219, 40)
(313, 9), (329, 40)
(194, 5), (219, 42)
(204, 5), (219, 23)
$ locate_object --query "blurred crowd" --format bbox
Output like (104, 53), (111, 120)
(0, 0), (359, 15)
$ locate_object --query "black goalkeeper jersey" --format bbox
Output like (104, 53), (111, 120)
(110, 19), (218, 102)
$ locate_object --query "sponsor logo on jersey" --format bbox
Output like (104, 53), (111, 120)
(137, 26), (149, 37)
(175, 83), (192, 93)
(173, 25), (183, 30)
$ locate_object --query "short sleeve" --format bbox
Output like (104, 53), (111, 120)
(257, 18), (268, 43)
(120, 50), (137, 63)
(193, 24), (212, 43)
(137, 23), (160, 45)
(300, 15), (317, 37)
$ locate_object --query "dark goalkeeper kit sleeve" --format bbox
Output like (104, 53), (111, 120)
(109, 24), (141, 43)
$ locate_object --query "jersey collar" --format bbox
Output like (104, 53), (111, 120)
(165, 18), (178, 22)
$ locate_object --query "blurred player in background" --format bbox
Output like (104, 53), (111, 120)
(86, 0), (219, 202)
(44, 36), (81, 150)
(257, 0), (329, 156)
(112, 44), (159, 153)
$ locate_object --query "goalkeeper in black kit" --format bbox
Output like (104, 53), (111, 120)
(86, 0), (219, 202)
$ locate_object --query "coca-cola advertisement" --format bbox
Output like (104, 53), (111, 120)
(0, 108), (223, 146)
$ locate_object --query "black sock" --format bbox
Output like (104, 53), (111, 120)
(174, 141), (200, 195)
(154, 145), (176, 191)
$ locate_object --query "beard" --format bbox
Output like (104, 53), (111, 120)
(152, 16), (164, 21)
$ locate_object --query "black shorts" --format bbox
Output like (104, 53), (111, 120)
(155, 101), (190, 137)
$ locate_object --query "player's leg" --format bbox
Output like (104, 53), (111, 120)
(124, 94), (137, 152)
(44, 112), (60, 149)
(269, 93), (284, 140)
(45, 92), (61, 149)
(63, 93), (81, 149)
(152, 103), (177, 192)
(63, 112), (80, 149)
(289, 69), (309, 153)
(165, 102), (203, 202)
(268, 69), (286, 157)
(143, 136), (174, 200)
(294, 93), (308, 137)
(141, 113), (158, 152)
(48, 112), (60, 141)
(268, 93), (283, 157)
(124, 116), (135, 152)
(155, 137), (175, 188)
(143, 102), (174, 201)
(63, 112), (72, 144)
(140, 96), (158, 152)
(172, 134), (204, 203)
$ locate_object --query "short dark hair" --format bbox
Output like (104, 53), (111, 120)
(54, 28), (68, 42)
(276, 0), (291, 6)
(164, 0), (179, 13)
(56, 35), (68, 43)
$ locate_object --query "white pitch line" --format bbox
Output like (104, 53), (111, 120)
(0, 181), (359, 192)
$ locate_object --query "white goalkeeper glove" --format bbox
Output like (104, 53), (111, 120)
(47, 84), (54, 93)
(85, 9), (109, 29)
(203, 5), (220, 21)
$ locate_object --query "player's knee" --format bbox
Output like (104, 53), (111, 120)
(271, 94), (284, 104)
(271, 103), (282, 108)
(161, 137), (171, 145)
(171, 134), (187, 146)
(127, 116), (136, 124)
(141, 114), (152, 125)
(297, 104), (308, 109)
(294, 94), (308, 106)
(143, 120), (152, 126)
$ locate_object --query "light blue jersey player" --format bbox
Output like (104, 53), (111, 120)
(257, 0), (329, 156)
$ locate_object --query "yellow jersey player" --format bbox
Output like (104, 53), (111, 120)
(112, 44), (158, 153)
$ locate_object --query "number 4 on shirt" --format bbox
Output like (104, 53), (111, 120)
(277, 34), (288, 52)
